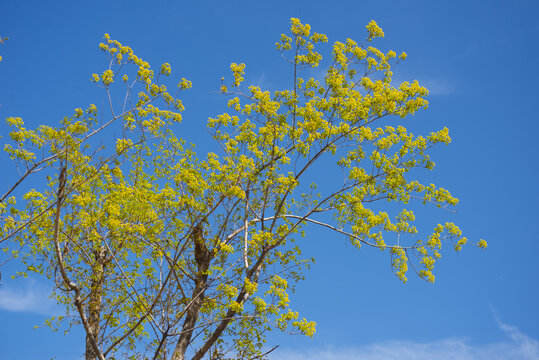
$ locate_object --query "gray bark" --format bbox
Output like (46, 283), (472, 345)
(85, 246), (107, 360)
(170, 224), (210, 360)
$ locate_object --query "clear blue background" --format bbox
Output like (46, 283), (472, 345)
(1, 1), (538, 359)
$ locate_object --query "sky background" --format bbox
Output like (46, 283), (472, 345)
(1, 0), (538, 359)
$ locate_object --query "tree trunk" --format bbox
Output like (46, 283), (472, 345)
(85, 246), (107, 360)
(171, 224), (210, 360)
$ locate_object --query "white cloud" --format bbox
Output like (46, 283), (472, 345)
(274, 320), (539, 360)
(0, 279), (61, 316)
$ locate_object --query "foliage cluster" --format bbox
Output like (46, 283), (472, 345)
(0, 19), (485, 360)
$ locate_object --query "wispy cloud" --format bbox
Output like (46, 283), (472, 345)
(390, 75), (455, 96)
(0, 279), (61, 316)
(419, 78), (455, 96)
(311, 67), (455, 97)
(274, 320), (539, 360)
(253, 72), (268, 89)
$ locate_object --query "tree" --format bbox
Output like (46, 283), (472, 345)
(0, 18), (486, 360)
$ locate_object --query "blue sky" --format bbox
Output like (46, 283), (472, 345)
(1, 1), (538, 359)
